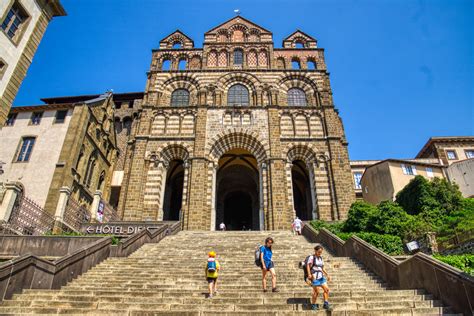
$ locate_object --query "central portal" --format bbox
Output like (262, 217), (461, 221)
(215, 149), (260, 230)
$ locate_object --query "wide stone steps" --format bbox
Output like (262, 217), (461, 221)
(0, 231), (458, 315)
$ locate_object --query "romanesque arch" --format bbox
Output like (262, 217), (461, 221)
(208, 129), (269, 163)
(159, 74), (201, 106)
(277, 74), (320, 106)
(216, 72), (261, 106)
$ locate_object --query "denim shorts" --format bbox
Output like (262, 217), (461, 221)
(262, 260), (274, 271)
(312, 277), (327, 287)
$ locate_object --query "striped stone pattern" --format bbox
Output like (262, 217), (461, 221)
(143, 166), (162, 208)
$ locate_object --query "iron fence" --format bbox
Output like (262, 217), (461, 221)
(1, 196), (55, 235)
(63, 197), (90, 231)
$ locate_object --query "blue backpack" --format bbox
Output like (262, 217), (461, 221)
(207, 260), (216, 273)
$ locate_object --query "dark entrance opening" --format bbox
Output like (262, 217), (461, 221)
(216, 149), (260, 230)
(163, 160), (184, 221)
(291, 160), (313, 220)
(224, 191), (253, 230)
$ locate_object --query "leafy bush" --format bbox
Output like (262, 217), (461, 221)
(343, 201), (378, 232)
(310, 220), (344, 234)
(396, 176), (463, 216)
(367, 201), (412, 237)
(433, 254), (474, 276)
(336, 231), (404, 255)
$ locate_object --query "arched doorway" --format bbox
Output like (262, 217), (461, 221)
(215, 149), (260, 230)
(163, 160), (184, 221)
(291, 160), (313, 220)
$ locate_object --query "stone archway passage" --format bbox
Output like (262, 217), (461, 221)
(215, 149), (260, 230)
(163, 160), (184, 221)
(291, 160), (313, 220)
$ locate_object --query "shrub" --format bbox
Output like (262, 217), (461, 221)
(343, 201), (378, 232)
(396, 176), (463, 216)
(433, 254), (474, 276)
(367, 201), (412, 238)
(336, 232), (404, 255)
(310, 220), (344, 234)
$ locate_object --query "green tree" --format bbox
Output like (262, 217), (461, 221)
(367, 201), (412, 237)
(395, 176), (436, 215)
(395, 176), (463, 215)
(343, 201), (378, 232)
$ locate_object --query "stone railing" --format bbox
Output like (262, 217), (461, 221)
(0, 221), (180, 302)
(302, 224), (474, 315)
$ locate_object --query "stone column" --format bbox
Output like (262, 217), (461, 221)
(90, 190), (102, 223)
(157, 161), (168, 221)
(180, 160), (190, 223)
(285, 161), (296, 216)
(209, 162), (217, 231)
(0, 182), (22, 223)
(52, 186), (71, 233)
(259, 162), (268, 231)
(308, 162), (318, 220)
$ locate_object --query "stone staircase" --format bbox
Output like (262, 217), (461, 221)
(0, 231), (459, 315)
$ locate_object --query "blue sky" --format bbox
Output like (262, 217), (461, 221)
(14, 0), (473, 160)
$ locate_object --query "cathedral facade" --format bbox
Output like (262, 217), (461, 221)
(118, 16), (355, 230)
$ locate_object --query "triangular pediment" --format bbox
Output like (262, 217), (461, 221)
(205, 16), (272, 35)
(282, 30), (317, 48)
(159, 30), (194, 49)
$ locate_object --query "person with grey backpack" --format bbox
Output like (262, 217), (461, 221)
(305, 245), (332, 311)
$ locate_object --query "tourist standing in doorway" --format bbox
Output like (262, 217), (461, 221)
(205, 251), (220, 298)
(293, 216), (303, 235)
(219, 222), (226, 231)
(306, 245), (332, 311)
(260, 237), (278, 292)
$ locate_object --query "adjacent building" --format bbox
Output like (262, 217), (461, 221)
(0, 0), (66, 126)
(354, 136), (474, 204)
(416, 136), (474, 166)
(0, 93), (117, 214)
(360, 158), (445, 204)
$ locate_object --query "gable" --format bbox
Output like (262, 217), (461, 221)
(282, 30), (317, 48)
(204, 16), (273, 43)
(159, 30), (194, 49)
(205, 16), (272, 35)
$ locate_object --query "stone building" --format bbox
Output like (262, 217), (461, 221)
(416, 136), (474, 165)
(117, 16), (355, 230)
(0, 0), (66, 126)
(0, 93), (117, 214)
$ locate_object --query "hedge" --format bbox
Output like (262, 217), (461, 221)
(433, 254), (474, 276)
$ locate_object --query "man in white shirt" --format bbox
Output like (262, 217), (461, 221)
(219, 222), (226, 231)
(292, 217), (303, 235)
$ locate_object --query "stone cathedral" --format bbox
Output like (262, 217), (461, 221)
(117, 16), (355, 230)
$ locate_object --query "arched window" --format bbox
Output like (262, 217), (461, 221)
(84, 152), (97, 188)
(123, 117), (132, 136)
(162, 59), (171, 70)
(115, 118), (122, 134)
(178, 59), (187, 70)
(233, 49), (243, 65)
(291, 59), (301, 69)
(295, 42), (304, 48)
(288, 88), (307, 106)
(307, 60), (317, 70)
(97, 171), (105, 191)
(171, 89), (190, 106)
(172, 42), (181, 49)
(228, 84), (249, 106)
